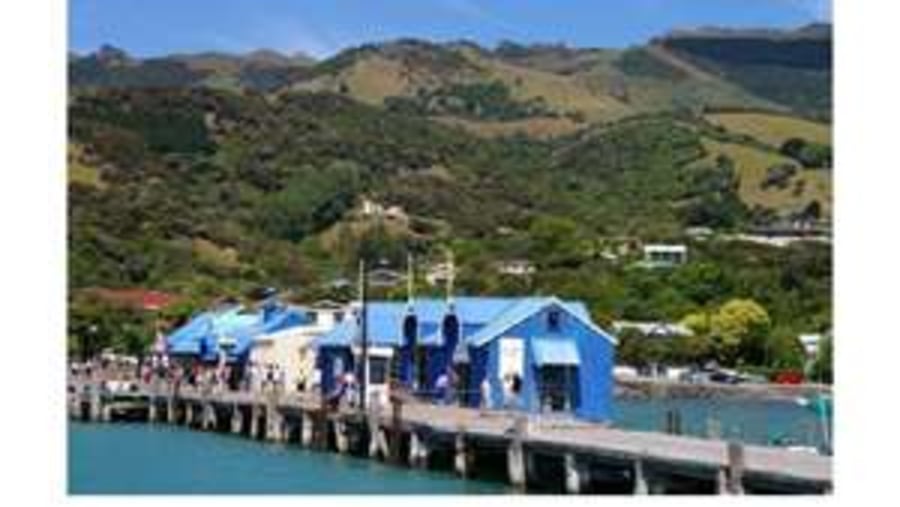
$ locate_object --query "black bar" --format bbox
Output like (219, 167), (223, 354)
(360, 259), (368, 413)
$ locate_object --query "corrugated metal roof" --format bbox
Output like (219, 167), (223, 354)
(313, 297), (615, 349)
(167, 304), (312, 359)
(466, 297), (616, 348)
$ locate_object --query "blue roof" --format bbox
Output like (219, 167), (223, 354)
(313, 296), (608, 349)
(532, 337), (581, 366)
(167, 303), (311, 360)
(466, 297), (612, 348)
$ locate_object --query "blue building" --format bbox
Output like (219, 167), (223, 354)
(314, 297), (617, 422)
(166, 301), (311, 364)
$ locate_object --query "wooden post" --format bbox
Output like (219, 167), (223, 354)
(564, 453), (587, 494)
(367, 399), (388, 459)
(89, 383), (102, 422)
(265, 404), (283, 442)
(167, 396), (176, 424)
(723, 441), (745, 495)
(506, 416), (527, 490)
(250, 405), (260, 439)
(454, 428), (469, 477)
(633, 458), (649, 495)
(334, 419), (350, 453)
(389, 393), (402, 463)
(101, 404), (112, 423)
(230, 405), (243, 435)
(185, 402), (195, 428)
(300, 411), (314, 447)
(203, 403), (216, 431)
(148, 397), (158, 423)
(409, 430), (429, 468)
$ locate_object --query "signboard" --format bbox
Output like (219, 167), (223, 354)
(499, 337), (524, 379)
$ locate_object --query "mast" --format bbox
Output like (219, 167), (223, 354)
(446, 249), (455, 307)
(407, 252), (415, 308)
(358, 258), (368, 412)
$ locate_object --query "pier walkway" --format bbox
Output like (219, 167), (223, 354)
(68, 380), (831, 494)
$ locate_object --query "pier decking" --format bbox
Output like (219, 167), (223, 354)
(68, 381), (832, 494)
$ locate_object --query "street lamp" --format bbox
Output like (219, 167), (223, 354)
(358, 259), (369, 413)
(357, 257), (390, 413)
(84, 324), (98, 363)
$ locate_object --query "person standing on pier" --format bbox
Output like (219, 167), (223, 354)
(435, 371), (450, 405)
(480, 378), (492, 412)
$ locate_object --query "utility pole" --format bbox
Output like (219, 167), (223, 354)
(359, 258), (369, 413)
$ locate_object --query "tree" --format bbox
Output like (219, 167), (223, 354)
(677, 312), (716, 364)
(810, 335), (833, 384)
(528, 216), (582, 267)
(617, 329), (667, 368)
(709, 299), (772, 366)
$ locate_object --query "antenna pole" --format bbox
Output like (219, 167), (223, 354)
(407, 252), (415, 306)
(358, 259), (368, 413)
(447, 249), (455, 305)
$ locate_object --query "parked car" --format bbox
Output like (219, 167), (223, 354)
(708, 369), (742, 384)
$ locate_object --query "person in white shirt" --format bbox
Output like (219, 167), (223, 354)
(480, 378), (492, 412)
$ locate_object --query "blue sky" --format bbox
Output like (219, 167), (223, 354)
(69, 0), (831, 58)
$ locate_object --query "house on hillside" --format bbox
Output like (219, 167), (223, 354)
(640, 244), (688, 269)
(495, 259), (536, 277)
(612, 320), (694, 339)
(425, 262), (456, 286)
(358, 197), (408, 223)
(367, 268), (406, 288)
(314, 296), (617, 422)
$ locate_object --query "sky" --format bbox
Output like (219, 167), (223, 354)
(69, 0), (832, 59)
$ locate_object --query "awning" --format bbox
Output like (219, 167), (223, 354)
(532, 339), (580, 366)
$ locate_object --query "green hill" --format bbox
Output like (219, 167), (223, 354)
(68, 26), (832, 360)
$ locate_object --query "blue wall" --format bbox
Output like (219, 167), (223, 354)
(314, 298), (616, 421)
(467, 303), (615, 421)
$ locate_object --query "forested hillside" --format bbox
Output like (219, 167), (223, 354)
(68, 25), (832, 372)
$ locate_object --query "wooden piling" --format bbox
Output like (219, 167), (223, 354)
(249, 405), (260, 439)
(408, 430), (429, 468)
(454, 427), (469, 477)
(506, 416), (528, 490)
(633, 458), (649, 495)
(334, 420), (350, 453)
(724, 441), (745, 494)
(389, 393), (403, 464)
(564, 453), (587, 494)
(300, 411), (314, 447)
(230, 405), (242, 434)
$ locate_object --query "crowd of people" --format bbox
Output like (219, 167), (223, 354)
(70, 355), (527, 412)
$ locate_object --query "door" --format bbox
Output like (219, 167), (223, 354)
(537, 365), (579, 412)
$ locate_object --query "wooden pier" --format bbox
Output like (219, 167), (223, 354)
(68, 381), (832, 494)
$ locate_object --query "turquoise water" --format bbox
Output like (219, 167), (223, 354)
(613, 398), (832, 450)
(68, 422), (508, 494)
(69, 397), (831, 494)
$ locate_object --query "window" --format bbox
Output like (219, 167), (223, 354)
(547, 310), (561, 331)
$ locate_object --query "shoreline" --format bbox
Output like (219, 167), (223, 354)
(614, 378), (832, 401)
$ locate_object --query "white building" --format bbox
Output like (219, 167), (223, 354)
(798, 333), (824, 358)
(641, 244), (688, 268)
(249, 304), (347, 392)
(425, 262), (455, 286)
(612, 320), (694, 339)
(496, 259), (536, 277)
